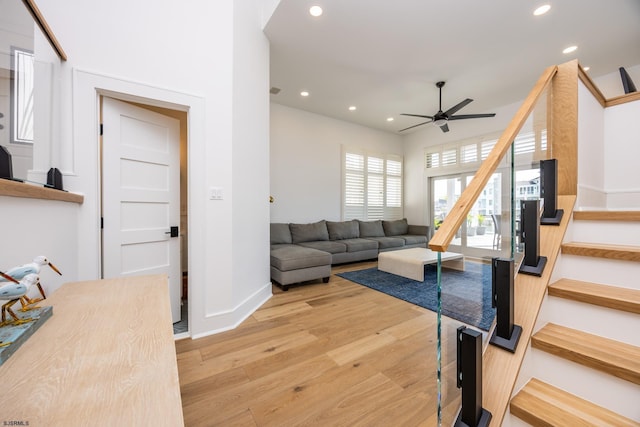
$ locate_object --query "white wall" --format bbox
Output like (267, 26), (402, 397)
(270, 99), (519, 229)
(231, 1), (272, 314)
(603, 100), (640, 208)
(578, 66), (640, 210)
(576, 81), (606, 208)
(270, 102), (403, 223)
(0, 196), (78, 298)
(5, 0), (273, 338)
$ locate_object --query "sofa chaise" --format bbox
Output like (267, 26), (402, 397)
(270, 219), (429, 290)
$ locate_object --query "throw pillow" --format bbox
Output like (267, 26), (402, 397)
(357, 220), (385, 237)
(382, 218), (409, 236)
(290, 220), (330, 243)
(327, 220), (359, 240)
(270, 223), (292, 244)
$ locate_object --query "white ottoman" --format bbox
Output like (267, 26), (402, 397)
(378, 247), (465, 281)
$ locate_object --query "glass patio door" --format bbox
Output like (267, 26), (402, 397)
(431, 172), (505, 257)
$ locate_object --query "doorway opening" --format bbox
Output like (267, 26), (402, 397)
(99, 95), (189, 337)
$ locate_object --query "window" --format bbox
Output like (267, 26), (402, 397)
(426, 152), (440, 169)
(424, 129), (547, 176)
(10, 47), (34, 144)
(480, 140), (496, 160)
(343, 148), (403, 220)
(460, 143), (478, 163)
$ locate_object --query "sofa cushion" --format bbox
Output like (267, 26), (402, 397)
(327, 220), (359, 240)
(270, 223), (292, 245)
(270, 244), (331, 271)
(358, 220), (385, 237)
(341, 238), (378, 253)
(400, 235), (428, 245)
(297, 240), (347, 254)
(365, 236), (405, 249)
(382, 218), (409, 236)
(290, 220), (329, 243)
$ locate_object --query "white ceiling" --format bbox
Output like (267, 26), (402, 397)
(264, 0), (640, 134)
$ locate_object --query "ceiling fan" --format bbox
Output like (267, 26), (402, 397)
(399, 81), (496, 133)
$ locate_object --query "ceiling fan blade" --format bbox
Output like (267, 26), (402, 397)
(448, 113), (496, 121)
(439, 123), (450, 133)
(399, 120), (433, 132)
(401, 113), (434, 119)
(443, 98), (473, 116)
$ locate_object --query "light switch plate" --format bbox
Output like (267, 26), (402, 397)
(209, 186), (223, 200)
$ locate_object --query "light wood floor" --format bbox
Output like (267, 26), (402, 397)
(176, 261), (465, 426)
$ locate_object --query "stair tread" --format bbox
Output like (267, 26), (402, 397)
(532, 323), (640, 385)
(549, 279), (640, 314)
(562, 242), (640, 262)
(511, 378), (640, 427)
(574, 210), (640, 222)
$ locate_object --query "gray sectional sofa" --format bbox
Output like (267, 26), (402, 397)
(270, 219), (429, 290)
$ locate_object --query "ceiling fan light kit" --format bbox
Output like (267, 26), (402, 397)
(399, 81), (496, 133)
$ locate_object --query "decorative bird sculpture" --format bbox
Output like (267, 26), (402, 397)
(0, 273), (40, 326)
(0, 256), (62, 305)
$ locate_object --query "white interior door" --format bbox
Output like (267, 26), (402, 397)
(102, 97), (181, 323)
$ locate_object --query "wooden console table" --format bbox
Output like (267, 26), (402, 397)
(0, 275), (184, 426)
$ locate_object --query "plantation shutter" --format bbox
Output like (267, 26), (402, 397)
(343, 149), (403, 220)
(344, 152), (365, 220)
(385, 157), (403, 220)
(367, 156), (384, 220)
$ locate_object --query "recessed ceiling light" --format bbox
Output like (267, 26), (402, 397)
(533, 5), (551, 16)
(309, 6), (323, 17)
(583, 66), (590, 71)
(349, 106), (356, 111)
(386, 117), (394, 122)
(563, 45), (578, 54)
(300, 91), (309, 97)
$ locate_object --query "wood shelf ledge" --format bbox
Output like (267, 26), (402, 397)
(0, 178), (84, 204)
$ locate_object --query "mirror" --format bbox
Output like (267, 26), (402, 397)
(0, 0), (61, 183)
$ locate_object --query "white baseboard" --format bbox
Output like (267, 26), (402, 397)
(191, 282), (273, 339)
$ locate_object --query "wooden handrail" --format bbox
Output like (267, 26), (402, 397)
(606, 91), (640, 107)
(578, 64), (606, 107)
(578, 64), (640, 108)
(22, 0), (67, 61)
(428, 65), (558, 252)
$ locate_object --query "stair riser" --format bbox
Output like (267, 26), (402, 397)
(570, 221), (640, 246)
(503, 412), (539, 427)
(526, 349), (640, 421)
(540, 296), (640, 347)
(554, 254), (640, 290)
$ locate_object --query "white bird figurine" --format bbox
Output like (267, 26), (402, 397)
(0, 273), (40, 326)
(0, 256), (62, 305)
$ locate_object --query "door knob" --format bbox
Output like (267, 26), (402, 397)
(165, 226), (179, 237)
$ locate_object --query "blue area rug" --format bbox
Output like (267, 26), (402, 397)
(337, 262), (495, 331)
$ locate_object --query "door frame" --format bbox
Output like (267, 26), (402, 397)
(73, 69), (207, 339)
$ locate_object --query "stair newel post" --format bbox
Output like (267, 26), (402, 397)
(489, 258), (522, 352)
(540, 158), (564, 225)
(455, 326), (492, 427)
(519, 199), (548, 276)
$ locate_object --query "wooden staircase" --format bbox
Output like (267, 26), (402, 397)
(509, 211), (640, 426)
